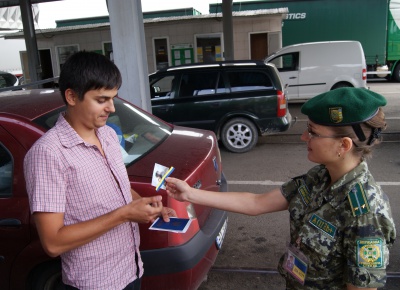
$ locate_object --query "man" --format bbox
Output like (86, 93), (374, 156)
(24, 51), (174, 290)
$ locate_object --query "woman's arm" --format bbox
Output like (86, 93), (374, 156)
(166, 177), (289, 216)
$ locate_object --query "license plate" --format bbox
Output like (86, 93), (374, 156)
(215, 218), (228, 249)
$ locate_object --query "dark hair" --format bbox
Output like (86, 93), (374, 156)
(59, 51), (122, 104)
(330, 108), (387, 159)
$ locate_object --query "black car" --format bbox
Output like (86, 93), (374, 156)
(149, 60), (292, 153)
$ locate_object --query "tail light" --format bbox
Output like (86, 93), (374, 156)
(277, 90), (287, 117)
(362, 68), (367, 80)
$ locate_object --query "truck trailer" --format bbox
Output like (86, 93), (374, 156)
(211, 0), (400, 81)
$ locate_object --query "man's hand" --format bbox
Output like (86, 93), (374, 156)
(126, 195), (163, 223)
(160, 207), (177, 222)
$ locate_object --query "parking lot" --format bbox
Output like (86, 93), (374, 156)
(199, 80), (400, 289)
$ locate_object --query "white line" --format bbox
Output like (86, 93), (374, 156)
(228, 181), (400, 186)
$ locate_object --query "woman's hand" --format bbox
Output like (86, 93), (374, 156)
(165, 177), (192, 202)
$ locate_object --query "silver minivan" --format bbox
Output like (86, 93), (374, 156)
(265, 41), (367, 102)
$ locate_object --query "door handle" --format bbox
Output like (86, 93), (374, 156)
(158, 107), (170, 112)
(289, 76), (297, 79)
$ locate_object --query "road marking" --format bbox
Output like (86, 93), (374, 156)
(228, 180), (400, 186)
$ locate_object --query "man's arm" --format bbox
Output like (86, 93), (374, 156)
(34, 195), (162, 257)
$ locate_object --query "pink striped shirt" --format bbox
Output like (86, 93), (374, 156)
(24, 113), (143, 290)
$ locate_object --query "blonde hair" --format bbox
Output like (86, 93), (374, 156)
(330, 108), (387, 159)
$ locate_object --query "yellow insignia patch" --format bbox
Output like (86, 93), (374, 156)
(329, 107), (343, 123)
(357, 238), (383, 268)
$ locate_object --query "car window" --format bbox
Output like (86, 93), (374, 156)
(33, 98), (173, 166)
(0, 72), (18, 88)
(269, 52), (299, 72)
(226, 70), (274, 92)
(179, 72), (223, 97)
(0, 143), (13, 197)
(150, 75), (176, 99)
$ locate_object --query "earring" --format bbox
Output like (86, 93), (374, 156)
(337, 152), (341, 157)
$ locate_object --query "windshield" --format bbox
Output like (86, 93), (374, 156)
(33, 98), (172, 165)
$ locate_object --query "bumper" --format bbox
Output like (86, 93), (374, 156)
(141, 172), (228, 276)
(257, 112), (293, 135)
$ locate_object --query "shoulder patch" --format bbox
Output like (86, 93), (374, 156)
(357, 238), (384, 268)
(348, 183), (370, 216)
(298, 184), (312, 206)
(308, 214), (337, 239)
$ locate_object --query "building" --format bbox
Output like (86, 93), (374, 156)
(4, 7), (287, 82)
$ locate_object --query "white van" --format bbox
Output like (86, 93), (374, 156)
(265, 41), (367, 102)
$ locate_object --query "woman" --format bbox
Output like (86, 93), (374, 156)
(166, 87), (396, 290)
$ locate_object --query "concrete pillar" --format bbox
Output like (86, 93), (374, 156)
(222, 0), (234, 60)
(20, 0), (41, 85)
(107, 0), (151, 111)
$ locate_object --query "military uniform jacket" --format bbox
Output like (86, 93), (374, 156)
(278, 161), (396, 289)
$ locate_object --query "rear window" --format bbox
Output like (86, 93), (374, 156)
(226, 70), (274, 92)
(33, 98), (173, 165)
(179, 71), (226, 97)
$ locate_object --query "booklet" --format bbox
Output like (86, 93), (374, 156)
(149, 217), (192, 233)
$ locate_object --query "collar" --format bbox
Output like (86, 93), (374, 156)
(327, 161), (369, 208)
(56, 113), (105, 148)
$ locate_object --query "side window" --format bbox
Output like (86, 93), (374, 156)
(179, 72), (219, 97)
(150, 75), (176, 99)
(227, 70), (273, 92)
(269, 52), (299, 72)
(0, 144), (13, 197)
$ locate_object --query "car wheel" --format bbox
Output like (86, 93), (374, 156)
(28, 260), (63, 290)
(331, 83), (351, 90)
(392, 64), (400, 82)
(221, 118), (258, 153)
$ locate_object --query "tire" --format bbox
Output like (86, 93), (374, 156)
(392, 64), (400, 82)
(221, 118), (258, 153)
(331, 82), (351, 90)
(28, 260), (63, 290)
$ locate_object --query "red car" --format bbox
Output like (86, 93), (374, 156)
(0, 89), (228, 290)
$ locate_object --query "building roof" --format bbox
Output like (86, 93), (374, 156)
(4, 8), (288, 39)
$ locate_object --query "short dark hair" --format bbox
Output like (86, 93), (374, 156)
(59, 51), (122, 104)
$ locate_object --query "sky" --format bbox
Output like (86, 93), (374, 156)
(36, 0), (220, 29)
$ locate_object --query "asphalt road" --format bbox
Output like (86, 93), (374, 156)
(199, 81), (400, 290)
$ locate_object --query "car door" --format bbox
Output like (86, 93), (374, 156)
(268, 52), (299, 100)
(150, 73), (177, 123)
(0, 127), (31, 290)
(168, 70), (227, 132)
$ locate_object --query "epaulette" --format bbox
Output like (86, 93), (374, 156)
(347, 182), (370, 216)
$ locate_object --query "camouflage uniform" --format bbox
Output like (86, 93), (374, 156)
(278, 161), (396, 289)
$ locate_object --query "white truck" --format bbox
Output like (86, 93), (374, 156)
(265, 41), (367, 102)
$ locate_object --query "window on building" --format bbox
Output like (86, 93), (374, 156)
(154, 38), (169, 70)
(195, 34), (223, 63)
(56, 44), (80, 71)
(103, 42), (114, 61)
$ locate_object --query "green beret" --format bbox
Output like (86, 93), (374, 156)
(301, 87), (387, 126)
